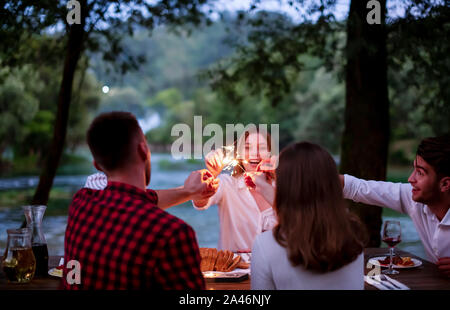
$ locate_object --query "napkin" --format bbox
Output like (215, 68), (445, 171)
(383, 275), (410, 290)
(364, 276), (390, 290)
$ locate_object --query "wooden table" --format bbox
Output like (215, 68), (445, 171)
(363, 248), (449, 290)
(1, 248), (449, 290)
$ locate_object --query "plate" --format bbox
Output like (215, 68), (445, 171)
(236, 252), (251, 263)
(202, 270), (249, 282)
(48, 267), (63, 277)
(368, 256), (422, 269)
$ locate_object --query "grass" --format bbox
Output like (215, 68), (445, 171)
(0, 152), (95, 178)
(158, 158), (204, 170)
(0, 188), (74, 216)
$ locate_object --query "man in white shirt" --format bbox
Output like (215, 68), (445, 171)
(340, 134), (450, 278)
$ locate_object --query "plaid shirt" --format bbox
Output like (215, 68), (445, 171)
(62, 181), (205, 290)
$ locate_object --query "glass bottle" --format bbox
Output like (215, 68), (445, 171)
(2, 228), (36, 283)
(23, 205), (49, 277)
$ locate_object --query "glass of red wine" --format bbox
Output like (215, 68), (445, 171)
(382, 220), (401, 275)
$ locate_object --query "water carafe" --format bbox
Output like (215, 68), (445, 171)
(23, 205), (49, 277)
(2, 228), (36, 283)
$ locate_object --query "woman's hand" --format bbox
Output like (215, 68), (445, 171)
(205, 149), (225, 178)
(245, 171), (275, 205)
(190, 169), (220, 207)
(185, 169), (219, 200)
(256, 156), (278, 178)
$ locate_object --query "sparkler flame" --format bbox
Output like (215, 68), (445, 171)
(221, 145), (247, 171)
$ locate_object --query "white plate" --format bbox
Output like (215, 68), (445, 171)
(48, 267), (63, 277)
(237, 252), (251, 263)
(368, 256), (422, 269)
(202, 269), (250, 279)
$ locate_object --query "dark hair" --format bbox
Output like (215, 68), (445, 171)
(273, 142), (368, 273)
(417, 134), (450, 179)
(87, 111), (142, 171)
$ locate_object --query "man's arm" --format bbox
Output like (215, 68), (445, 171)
(155, 187), (193, 210)
(156, 170), (218, 210)
(340, 174), (413, 214)
(83, 170), (218, 210)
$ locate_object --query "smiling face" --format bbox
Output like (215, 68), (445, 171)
(408, 155), (440, 204)
(240, 132), (271, 173)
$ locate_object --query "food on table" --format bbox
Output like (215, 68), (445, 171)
(199, 248), (249, 272)
(377, 255), (415, 267)
(200, 248), (218, 272)
(398, 257), (414, 266)
(236, 261), (250, 269)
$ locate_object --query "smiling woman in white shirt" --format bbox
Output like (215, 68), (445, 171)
(340, 134), (450, 278)
(250, 142), (368, 290)
(192, 128), (278, 252)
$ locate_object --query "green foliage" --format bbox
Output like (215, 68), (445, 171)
(201, 1), (449, 156)
(99, 86), (145, 117)
(90, 18), (238, 97)
(0, 58), (101, 172)
(290, 66), (345, 153)
(91, 15), (346, 152)
(1, 1), (448, 176)
(388, 3), (450, 135)
(19, 110), (55, 157)
(0, 188), (74, 216)
(0, 66), (41, 156)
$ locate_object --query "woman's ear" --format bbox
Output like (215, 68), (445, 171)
(440, 177), (450, 193)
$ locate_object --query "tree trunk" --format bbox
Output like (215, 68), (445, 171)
(31, 21), (85, 205)
(340, 0), (390, 247)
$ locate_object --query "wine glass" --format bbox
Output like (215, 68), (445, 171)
(382, 220), (401, 275)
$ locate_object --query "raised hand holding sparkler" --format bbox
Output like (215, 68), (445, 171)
(256, 156), (278, 181)
(205, 145), (247, 177)
(244, 156), (277, 187)
(205, 148), (225, 177)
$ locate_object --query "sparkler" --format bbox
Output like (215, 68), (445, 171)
(221, 145), (247, 172)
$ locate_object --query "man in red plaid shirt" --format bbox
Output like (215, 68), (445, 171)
(62, 112), (218, 289)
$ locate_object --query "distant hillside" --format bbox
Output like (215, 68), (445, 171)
(89, 14), (248, 99)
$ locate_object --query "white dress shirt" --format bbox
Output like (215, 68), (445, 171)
(343, 174), (450, 263)
(192, 173), (277, 252)
(84, 172), (107, 189)
(251, 230), (364, 290)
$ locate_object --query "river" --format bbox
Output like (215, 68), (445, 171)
(0, 153), (427, 260)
